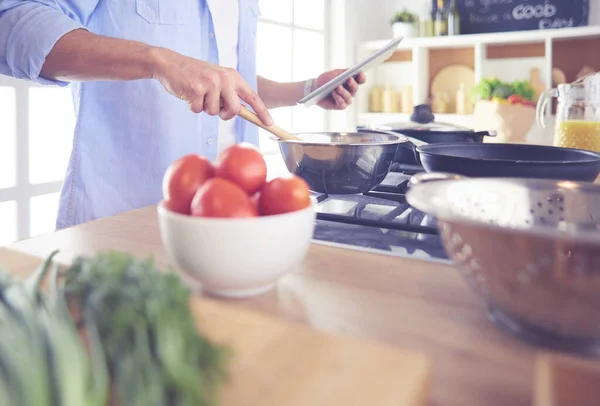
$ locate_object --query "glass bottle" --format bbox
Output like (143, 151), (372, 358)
(419, 1), (434, 37)
(434, 0), (448, 36)
(537, 74), (600, 152)
(448, 0), (460, 36)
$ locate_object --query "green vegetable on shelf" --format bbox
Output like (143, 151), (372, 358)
(471, 77), (536, 104)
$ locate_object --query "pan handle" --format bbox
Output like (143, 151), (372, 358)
(472, 130), (497, 138)
(408, 172), (466, 188)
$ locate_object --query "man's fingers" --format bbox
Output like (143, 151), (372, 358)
(219, 88), (241, 120)
(204, 90), (221, 116)
(188, 90), (206, 113)
(345, 77), (359, 96)
(335, 85), (352, 105)
(332, 91), (347, 109)
(355, 72), (366, 84)
(237, 82), (273, 126)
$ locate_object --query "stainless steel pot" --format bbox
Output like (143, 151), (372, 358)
(274, 132), (408, 194)
(358, 104), (496, 166)
(407, 172), (600, 355)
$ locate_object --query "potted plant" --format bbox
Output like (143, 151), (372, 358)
(390, 10), (417, 38)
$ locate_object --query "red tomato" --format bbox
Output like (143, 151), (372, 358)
(215, 143), (267, 195)
(162, 154), (214, 214)
(258, 176), (311, 216)
(191, 178), (258, 218)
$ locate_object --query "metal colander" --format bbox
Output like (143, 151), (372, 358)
(406, 173), (600, 355)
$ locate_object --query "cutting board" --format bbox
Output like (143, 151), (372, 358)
(430, 64), (475, 113)
(534, 353), (600, 406)
(0, 248), (432, 406)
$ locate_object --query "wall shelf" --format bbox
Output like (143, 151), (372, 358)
(354, 26), (600, 145)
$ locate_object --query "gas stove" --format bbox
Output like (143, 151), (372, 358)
(311, 166), (450, 263)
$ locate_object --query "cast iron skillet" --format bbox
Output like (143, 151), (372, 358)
(415, 143), (600, 182)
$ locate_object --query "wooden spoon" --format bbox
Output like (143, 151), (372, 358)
(237, 106), (301, 141)
(237, 106), (341, 161)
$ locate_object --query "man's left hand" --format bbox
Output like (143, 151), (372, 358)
(313, 69), (367, 110)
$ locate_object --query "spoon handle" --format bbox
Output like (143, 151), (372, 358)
(237, 106), (301, 141)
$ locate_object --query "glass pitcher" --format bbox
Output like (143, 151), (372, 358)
(536, 73), (600, 153)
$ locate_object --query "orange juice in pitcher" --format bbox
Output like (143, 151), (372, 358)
(554, 120), (600, 152)
(537, 74), (600, 153)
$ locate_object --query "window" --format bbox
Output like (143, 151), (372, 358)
(0, 76), (72, 246)
(256, 0), (328, 154)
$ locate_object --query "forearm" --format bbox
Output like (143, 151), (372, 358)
(41, 29), (159, 82)
(257, 76), (309, 109)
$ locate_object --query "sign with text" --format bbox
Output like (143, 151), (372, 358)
(433, 0), (589, 35)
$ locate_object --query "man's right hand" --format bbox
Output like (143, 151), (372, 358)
(150, 47), (273, 125)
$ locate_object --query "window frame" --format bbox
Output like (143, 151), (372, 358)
(0, 76), (64, 243)
(257, 0), (333, 156)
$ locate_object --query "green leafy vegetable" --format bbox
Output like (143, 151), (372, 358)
(471, 77), (536, 102)
(64, 251), (231, 406)
(0, 251), (108, 406)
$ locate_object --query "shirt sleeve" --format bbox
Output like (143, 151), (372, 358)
(0, 1), (99, 86)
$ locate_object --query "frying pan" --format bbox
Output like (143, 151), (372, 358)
(415, 143), (600, 182)
(238, 107), (408, 194)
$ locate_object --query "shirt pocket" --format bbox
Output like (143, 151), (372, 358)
(136, 0), (188, 25)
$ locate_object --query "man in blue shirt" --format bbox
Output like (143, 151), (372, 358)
(0, 0), (365, 228)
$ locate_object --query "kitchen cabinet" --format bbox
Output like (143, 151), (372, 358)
(355, 26), (600, 145)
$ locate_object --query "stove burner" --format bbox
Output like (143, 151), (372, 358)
(311, 170), (448, 261)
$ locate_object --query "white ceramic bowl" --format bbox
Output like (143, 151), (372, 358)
(157, 202), (316, 298)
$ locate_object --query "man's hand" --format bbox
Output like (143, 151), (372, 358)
(151, 48), (273, 125)
(313, 69), (367, 110)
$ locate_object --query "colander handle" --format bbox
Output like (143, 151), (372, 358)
(536, 88), (558, 130)
(408, 172), (465, 188)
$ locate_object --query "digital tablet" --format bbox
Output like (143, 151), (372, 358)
(297, 36), (404, 108)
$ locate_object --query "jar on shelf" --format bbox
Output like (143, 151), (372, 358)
(537, 74), (600, 153)
(382, 86), (399, 113)
(369, 85), (383, 112)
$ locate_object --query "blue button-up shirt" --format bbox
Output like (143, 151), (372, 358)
(0, 0), (260, 228)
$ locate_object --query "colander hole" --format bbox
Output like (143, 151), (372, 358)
(559, 207), (564, 212)
(525, 219), (530, 224)
(559, 217), (565, 222)
(548, 209), (554, 215)
(537, 202), (543, 208)
(546, 197), (553, 202)
(529, 209), (535, 214)
(539, 216), (547, 223)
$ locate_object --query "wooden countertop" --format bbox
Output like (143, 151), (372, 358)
(6, 203), (557, 406)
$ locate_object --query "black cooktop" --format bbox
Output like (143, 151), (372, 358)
(311, 170), (449, 262)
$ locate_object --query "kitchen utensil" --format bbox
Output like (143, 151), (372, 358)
(158, 202), (315, 298)
(406, 174), (600, 354)
(537, 75), (600, 153)
(238, 106), (301, 141)
(535, 353), (600, 406)
(414, 142), (600, 182)
(359, 104), (496, 166)
(240, 108), (408, 194)
(275, 132), (407, 194)
(0, 248), (433, 406)
(430, 64), (475, 113)
(529, 68), (545, 100)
